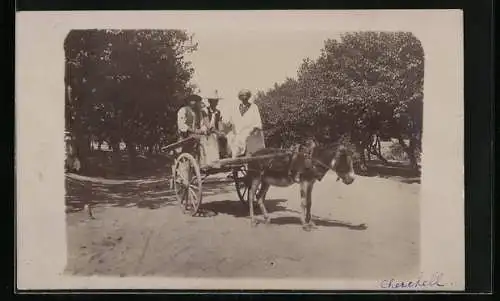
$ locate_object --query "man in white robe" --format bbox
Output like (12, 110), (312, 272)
(225, 89), (265, 158)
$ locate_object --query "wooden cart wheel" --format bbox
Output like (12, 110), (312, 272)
(233, 165), (261, 205)
(173, 153), (203, 216)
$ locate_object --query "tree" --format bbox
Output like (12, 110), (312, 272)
(255, 31), (424, 170)
(65, 30), (198, 170)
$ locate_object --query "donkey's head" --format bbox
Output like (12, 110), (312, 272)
(312, 144), (355, 185)
(330, 146), (355, 185)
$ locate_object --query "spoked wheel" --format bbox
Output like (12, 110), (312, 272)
(173, 153), (203, 216)
(233, 165), (261, 205)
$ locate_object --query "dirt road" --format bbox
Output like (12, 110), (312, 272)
(65, 172), (420, 279)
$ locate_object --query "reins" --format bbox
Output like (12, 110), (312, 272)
(245, 147), (334, 174)
(312, 158), (334, 171)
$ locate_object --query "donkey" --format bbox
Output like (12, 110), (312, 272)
(246, 142), (355, 231)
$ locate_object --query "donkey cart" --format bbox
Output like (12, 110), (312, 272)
(162, 134), (289, 216)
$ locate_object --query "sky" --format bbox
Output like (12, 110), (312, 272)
(185, 29), (342, 115)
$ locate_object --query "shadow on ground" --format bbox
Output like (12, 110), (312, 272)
(201, 198), (288, 218)
(65, 177), (176, 212)
(65, 174), (241, 214)
(200, 198), (366, 231)
(73, 151), (175, 180)
(66, 172), (373, 230)
(270, 215), (367, 230)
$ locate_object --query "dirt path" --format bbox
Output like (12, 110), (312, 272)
(65, 172), (420, 279)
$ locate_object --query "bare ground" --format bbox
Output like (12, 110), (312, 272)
(65, 171), (420, 279)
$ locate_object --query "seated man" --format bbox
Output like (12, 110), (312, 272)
(225, 89), (265, 158)
(177, 94), (207, 157)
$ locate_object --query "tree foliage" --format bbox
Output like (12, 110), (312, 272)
(65, 29), (198, 166)
(255, 31), (424, 169)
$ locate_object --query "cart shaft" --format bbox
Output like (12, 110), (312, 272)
(203, 152), (290, 169)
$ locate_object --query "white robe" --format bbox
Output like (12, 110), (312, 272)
(199, 107), (221, 165)
(225, 102), (264, 158)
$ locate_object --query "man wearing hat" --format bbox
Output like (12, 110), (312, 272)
(204, 90), (223, 134)
(225, 89), (265, 158)
(203, 90), (229, 159)
(174, 94), (205, 188)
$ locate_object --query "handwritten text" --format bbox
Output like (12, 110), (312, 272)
(380, 273), (447, 289)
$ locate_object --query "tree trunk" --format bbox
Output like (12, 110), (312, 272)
(365, 135), (373, 161)
(366, 148), (372, 161)
(127, 142), (137, 156)
(368, 134), (388, 164)
(398, 136), (418, 170)
(355, 142), (368, 173)
(110, 139), (120, 153)
(108, 137), (121, 170)
(74, 134), (90, 173)
(371, 148), (389, 164)
(375, 135), (382, 156)
(125, 140), (138, 171)
(408, 136), (418, 170)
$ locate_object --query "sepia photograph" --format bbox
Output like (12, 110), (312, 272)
(16, 10), (464, 290)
